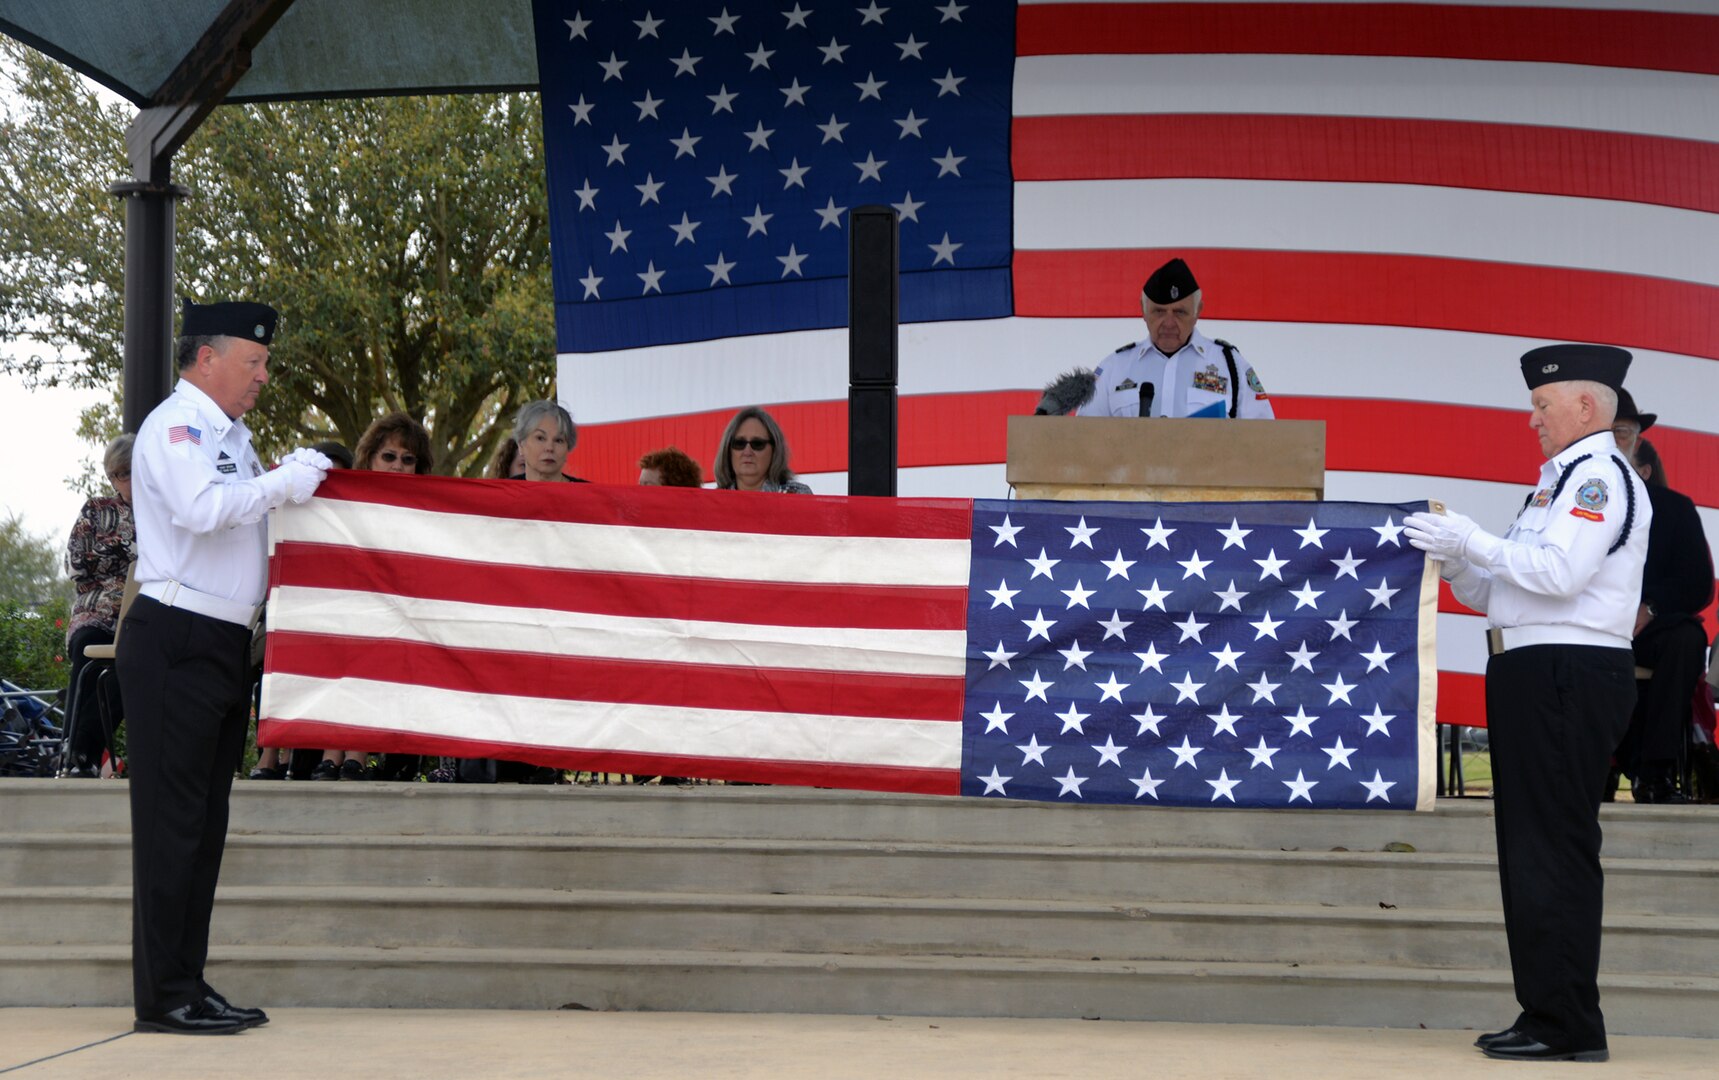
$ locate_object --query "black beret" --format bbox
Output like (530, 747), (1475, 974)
(180, 299), (277, 346)
(1519, 344), (1631, 391)
(1142, 258), (1199, 304)
(1614, 387), (1657, 432)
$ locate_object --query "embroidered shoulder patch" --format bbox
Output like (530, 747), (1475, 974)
(1570, 507), (1605, 522)
(1575, 477), (1609, 511)
(1246, 368), (1265, 394)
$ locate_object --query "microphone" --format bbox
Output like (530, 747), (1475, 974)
(1138, 382), (1155, 418)
(1034, 368), (1097, 416)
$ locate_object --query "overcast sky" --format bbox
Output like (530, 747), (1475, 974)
(2, 51), (124, 549)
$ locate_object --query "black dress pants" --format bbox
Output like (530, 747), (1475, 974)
(1485, 643), (1635, 1051)
(1619, 618), (1709, 775)
(65, 624), (120, 769)
(115, 595), (253, 1018)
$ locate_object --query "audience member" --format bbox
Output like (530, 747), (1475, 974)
(62, 434), (138, 778)
(488, 436), (524, 479)
(309, 440), (355, 470)
(513, 400), (585, 483)
(1612, 401), (1714, 803)
(638, 446), (702, 487)
(714, 407), (812, 493)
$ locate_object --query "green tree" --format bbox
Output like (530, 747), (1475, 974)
(0, 39), (554, 475)
(0, 512), (65, 611)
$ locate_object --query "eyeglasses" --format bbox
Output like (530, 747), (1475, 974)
(730, 437), (774, 452)
(378, 451), (417, 466)
(108, 470), (130, 482)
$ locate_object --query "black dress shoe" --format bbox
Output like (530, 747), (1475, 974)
(1473, 1027), (1518, 1050)
(1481, 1030), (1608, 1062)
(134, 999), (249, 1035)
(203, 989), (269, 1028)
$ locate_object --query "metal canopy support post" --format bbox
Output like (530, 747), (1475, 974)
(113, 0), (298, 430)
(847, 205), (900, 498)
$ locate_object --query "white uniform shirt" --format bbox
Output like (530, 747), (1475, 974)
(131, 379), (286, 606)
(1079, 328), (1276, 419)
(1448, 429), (1651, 641)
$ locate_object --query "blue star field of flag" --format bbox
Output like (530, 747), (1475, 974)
(960, 500), (1434, 809)
(529, 0), (1016, 352)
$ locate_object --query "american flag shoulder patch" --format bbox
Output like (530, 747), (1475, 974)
(168, 424), (202, 446)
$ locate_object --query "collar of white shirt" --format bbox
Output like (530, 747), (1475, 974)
(1548, 428), (1620, 473)
(1148, 329), (1215, 363)
(172, 378), (247, 443)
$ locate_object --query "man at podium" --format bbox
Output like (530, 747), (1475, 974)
(1077, 258), (1276, 421)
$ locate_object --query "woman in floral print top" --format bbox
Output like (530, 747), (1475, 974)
(62, 434), (137, 776)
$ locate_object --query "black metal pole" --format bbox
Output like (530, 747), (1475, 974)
(111, 179), (188, 433)
(847, 205), (900, 497)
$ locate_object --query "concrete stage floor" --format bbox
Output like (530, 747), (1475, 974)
(2, 1009), (1713, 1078)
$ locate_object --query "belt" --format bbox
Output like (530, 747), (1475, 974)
(1486, 624), (1630, 656)
(139, 580), (264, 629)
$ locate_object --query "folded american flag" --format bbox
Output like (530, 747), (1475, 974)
(261, 473), (1435, 809)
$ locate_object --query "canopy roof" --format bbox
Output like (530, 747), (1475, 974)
(0, 0), (538, 106)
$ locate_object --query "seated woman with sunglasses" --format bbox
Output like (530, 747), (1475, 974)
(714, 407), (812, 493)
(309, 413), (435, 781)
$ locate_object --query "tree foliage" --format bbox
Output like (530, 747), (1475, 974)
(0, 512), (65, 612)
(0, 39), (554, 474)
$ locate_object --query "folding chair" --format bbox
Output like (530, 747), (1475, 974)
(59, 562), (138, 777)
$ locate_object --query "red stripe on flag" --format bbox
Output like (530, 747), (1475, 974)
(272, 544), (971, 631)
(257, 718), (961, 795)
(267, 633), (966, 722)
(1438, 669), (1487, 729)
(1017, 3), (1719, 77)
(1013, 250), (1719, 364)
(309, 469), (974, 540)
(1013, 114), (1719, 215)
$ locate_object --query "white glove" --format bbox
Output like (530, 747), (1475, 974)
(284, 447), (334, 472)
(1403, 510), (1479, 561)
(278, 458), (327, 504)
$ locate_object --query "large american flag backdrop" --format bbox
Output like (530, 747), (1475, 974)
(258, 472), (1437, 809)
(528, 0), (1719, 728)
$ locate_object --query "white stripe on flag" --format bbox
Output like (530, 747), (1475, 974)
(276, 500), (973, 588)
(1016, 179), (1719, 286)
(268, 586), (968, 677)
(1013, 54), (1719, 143)
(561, 318), (1719, 431)
(262, 673), (964, 770)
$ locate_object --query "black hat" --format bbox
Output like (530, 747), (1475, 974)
(1142, 258), (1199, 304)
(180, 299), (277, 346)
(1519, 344), (1631, 391)
(1614, 387), (1657, 432)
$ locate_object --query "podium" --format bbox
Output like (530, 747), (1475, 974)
(1006, 417), (1326, 502)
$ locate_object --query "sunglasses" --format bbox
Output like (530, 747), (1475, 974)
(378, 451), (417, 466)
(730, 437), (774, 452)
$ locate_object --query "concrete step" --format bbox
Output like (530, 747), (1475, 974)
(8, 885), (1719, 976)
(6, 944), (1717, 1038)
(9, 780), (1716, 858)
(5, 833), (1713, 916)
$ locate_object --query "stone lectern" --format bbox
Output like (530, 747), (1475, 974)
(1006, 417), (1327, 503)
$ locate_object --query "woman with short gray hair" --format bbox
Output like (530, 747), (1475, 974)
(511, 400), (583, 483)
